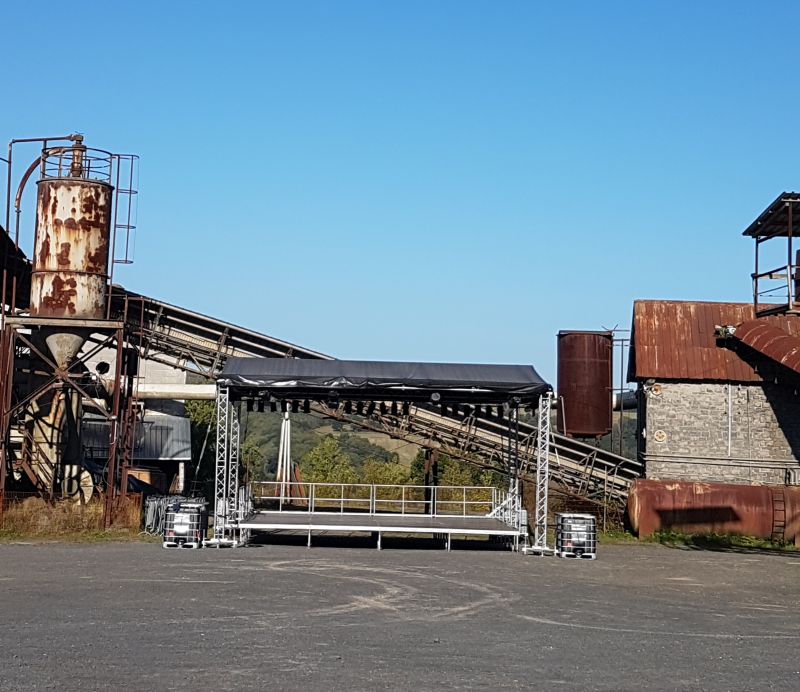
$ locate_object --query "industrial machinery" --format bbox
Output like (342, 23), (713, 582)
(1, 132), (641, 536)
(1, 134), (139, 522)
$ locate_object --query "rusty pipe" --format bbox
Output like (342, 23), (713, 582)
(9, 135), (82, 145)
(13, 156), (42, 216)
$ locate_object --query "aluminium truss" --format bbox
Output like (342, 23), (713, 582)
(527, 391), (553, 554)
(211, 385), (240, 546)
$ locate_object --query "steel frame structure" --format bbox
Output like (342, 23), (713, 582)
(313, 401), (638, 505)
(0, 316), (138, 526)
(243, 480), (522, 551)
(210, 387), (558, 551)
(532, 391), (553, 550)
(745, 193), (800, 317)
(100, 287), (641, 506)
(212, 386), (241, 545)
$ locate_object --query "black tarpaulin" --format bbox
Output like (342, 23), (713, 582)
(218, 358), (551, 404)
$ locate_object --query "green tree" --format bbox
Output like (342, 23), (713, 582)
(241, 441), (265, 482)
(438, 456), (476, 487)
(360, 457), (410, 485)
(184, 400), (216, 497)
(409, 450), (505, 489)
(300, 435), (358, 484)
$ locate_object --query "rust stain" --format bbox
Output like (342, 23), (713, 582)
(40, 275), (78, 315)
(631, 300), (800, 383)
(734, 320), (800, 378)
(85, 241), (108, 273)
(628, 479), (800, 543)
(38, 233), (51, 267)
(557, 331), (613, 437)
(31, 179), (112, 319)
(56, 242), (71, 268)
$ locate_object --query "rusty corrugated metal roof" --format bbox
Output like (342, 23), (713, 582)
(732, 320), (800, 376)
(629, 300), (800, 382)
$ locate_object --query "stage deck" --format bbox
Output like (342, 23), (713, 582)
(238, 511), (522, 549)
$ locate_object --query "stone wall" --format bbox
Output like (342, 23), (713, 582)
(641, 381), (800, 485)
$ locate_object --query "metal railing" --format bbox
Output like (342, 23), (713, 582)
(250, 481), (503, 518)
(753, 263), (796, 314)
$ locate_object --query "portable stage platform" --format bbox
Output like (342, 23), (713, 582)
(209, 357), (554, 551)
(238, 481), (525, 550)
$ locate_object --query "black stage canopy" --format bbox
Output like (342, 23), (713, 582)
(218, 357), (551, 406)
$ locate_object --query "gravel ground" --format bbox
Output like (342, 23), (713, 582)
(0, 538), (798, 691)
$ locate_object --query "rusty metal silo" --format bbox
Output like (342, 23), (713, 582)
(30, 143), (113, 368)
(556, 330), (613, 438)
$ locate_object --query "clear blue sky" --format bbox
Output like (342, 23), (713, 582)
(3, 2), (797, 383)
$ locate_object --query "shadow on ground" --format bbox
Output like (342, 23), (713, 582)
(655, 534), (800, 557)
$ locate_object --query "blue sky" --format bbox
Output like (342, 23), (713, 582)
(2, 2), (798, 383)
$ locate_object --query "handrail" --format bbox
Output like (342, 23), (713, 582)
(250, 481), (499, 518)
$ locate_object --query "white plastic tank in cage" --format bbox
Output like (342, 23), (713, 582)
(555, 512), (597, 559)
(163, 501), (208, 549)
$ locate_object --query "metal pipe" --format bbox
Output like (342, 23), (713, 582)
(103, 328), (125, 528)
(99, 382), (216, 400)
(754, 236), (759, 311)
(789, 203), (793, 307)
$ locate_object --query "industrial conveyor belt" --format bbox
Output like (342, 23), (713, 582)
(111, 287), (643, 504)
(0, 222), (642, 505)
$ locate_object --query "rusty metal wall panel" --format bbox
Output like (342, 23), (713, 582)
(630, 300), (800, 383)
(627, 479), (800, 543)
(30, 179), (112, 319)
(556, 331), (612, 437)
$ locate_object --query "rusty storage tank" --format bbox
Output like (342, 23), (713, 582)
(556, 330), (613, 438)
(627, 479), (800, 545)
(30, 144), (113, 368)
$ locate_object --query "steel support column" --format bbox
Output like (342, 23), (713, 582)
(533, 391), (553, 551)
(212, 386), (241, 545)
(213, 385), (231, 541)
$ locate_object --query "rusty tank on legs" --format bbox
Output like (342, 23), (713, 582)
(627, 479), (800, 545)
(30, 174), (112, 367)
(25, 142), (114, 499)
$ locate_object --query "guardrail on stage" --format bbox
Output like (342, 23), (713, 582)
(250, 481), (505, 519)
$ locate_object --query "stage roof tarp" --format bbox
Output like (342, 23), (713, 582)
(218, 358), (551, 404)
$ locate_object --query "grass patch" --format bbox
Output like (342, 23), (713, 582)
(597, 528), (799, 552)
(598, 528), (638, 544)
(0, 494), (145, 543)
(642, 530), (799, 553)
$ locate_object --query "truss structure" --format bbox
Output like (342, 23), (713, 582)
(532, 391), (553, 551)
(311, 401), (639, 506)
(105, 287), (640, 508)
(212, 386), (240, 545)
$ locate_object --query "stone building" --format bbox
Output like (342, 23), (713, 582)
(628, 299), (800, 485)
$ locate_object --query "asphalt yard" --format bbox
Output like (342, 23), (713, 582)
(0, 538), (798, 691)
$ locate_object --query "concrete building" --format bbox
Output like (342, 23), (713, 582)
(628, 300), (800, 485)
